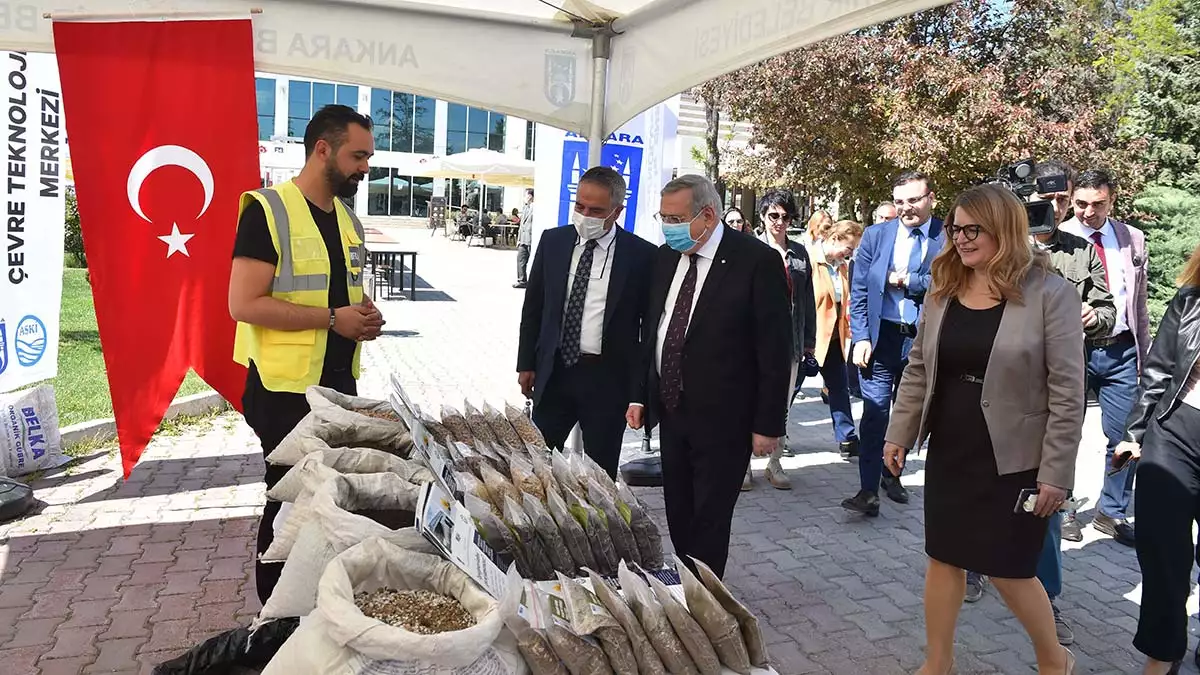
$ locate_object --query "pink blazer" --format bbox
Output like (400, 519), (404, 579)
(1113, 220), (1151, 369)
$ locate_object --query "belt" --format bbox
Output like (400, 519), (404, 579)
(882, 319), (918, 337)
(1087, 331), (1133, 349)
(559, 352), (602, 366)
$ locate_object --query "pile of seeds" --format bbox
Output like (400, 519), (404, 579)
(354, 588), (476, 634)
(359, 409), (403, 422)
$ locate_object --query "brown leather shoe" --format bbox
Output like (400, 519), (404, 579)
(765, 461), (792, 490)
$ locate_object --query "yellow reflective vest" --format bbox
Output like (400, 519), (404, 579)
(232, 180), (366, 393)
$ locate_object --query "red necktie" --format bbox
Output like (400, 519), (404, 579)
(1090, 231), (1110, 289)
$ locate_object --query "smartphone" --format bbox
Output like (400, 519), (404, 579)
(1109, 450), (1137, 476)
(1014, 487), (1040, 514)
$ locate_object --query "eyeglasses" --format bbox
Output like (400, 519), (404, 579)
(655, 212), (701, 226)
(945, 224), (982, 241)
(894, 192), (931, 207)
(764, 212), (794, 222)
(725, 218), (745, 226)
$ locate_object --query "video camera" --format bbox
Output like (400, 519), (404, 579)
(988, 158), (1069, 236)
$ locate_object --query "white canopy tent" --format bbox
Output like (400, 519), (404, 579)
(12, 0), (945, 165)
(423, 148), (536, 187)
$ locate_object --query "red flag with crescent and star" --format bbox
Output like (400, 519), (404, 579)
(54, 19), (257, 476)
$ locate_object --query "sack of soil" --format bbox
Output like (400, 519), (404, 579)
(501, 565), (568, 675)
(267, 447), (435, 503)
(618, 563), (699, 675)
(674, 555), (751, 674)
(555, 572), (638, 675)
(268, 387), (412, 466)
(585, 568), (666, 675)
(263, 537), (526, 675)
(616, 483), (664, 570)
(258, 474), (430, 622)
(691, 557), (769, 668)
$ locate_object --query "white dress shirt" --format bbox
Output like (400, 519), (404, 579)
(1060, 217), (1129, 337)
(656, 224), (725, 374)
(562, 224), (618, 356)
(882, 219), (931, 324)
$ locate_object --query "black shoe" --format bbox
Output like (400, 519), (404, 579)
(880, 474), (910, 504)
(1061, 512), (1083, 542)
(841, 490), (880, 517)
(839, 439), (860, 460)
(820, 387), (829, 404)
(1092, 513), (1136, 547)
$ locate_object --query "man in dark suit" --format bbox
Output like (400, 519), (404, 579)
(844, 170), (945, 517)
(627, 174), (793, 578)
(517, 166), (656, 478)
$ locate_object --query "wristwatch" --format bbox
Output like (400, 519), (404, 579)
(329, 308), (336, 330)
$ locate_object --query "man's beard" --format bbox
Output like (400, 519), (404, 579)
(325, 161), (362, 199)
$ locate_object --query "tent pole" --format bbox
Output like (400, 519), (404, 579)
(585, 29), (612, 168)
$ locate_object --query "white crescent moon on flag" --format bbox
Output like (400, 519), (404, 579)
(127, 145), (215, 223)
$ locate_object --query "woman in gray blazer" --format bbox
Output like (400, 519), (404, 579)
(883, 184), (1085, 675)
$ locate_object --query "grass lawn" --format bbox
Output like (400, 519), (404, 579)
(50, 268), (211, 427)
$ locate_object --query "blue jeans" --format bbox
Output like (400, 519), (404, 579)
(822, 330), (858, 444)
(1088, 338), (1139, 519)
(1036, 510), (1063, 600)
(857, 321), (913, 493)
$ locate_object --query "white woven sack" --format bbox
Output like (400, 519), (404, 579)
(268, 446), (436, 503)
(267, 386), (412, 466)
(262, 538), (527, 675)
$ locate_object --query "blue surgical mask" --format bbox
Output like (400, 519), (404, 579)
(662, 215), (701, 252)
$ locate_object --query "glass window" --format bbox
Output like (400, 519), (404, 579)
(391, 93), (414, 153)
(256, 78), (275, 141)
(336, 84), (357, 108)
(488, 113), (506, 152)
(369, 88), (391, 151)
(390, 169), (412, 216)
(312, 82), (335, 112)
(368, 167), (391, 216)
(485, 186), (503, 215)
(449, 178), (464, 209)
(463, 179), (482, 216)
(467, 107), (489, 150)
(413, 96), (436, 154)
(525, 121), (536, 161)
(287, 80), (311, 138)
(412, 176), (433, 218)
(447, 104), (468, 155)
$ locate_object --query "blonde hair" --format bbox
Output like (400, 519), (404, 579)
(1180, 242), (1200, 287)
(807, 210), (833, 239)
(827, 219), (864, 243)
(930, 184), (1049, 304)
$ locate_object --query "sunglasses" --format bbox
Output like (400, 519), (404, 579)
(765, 212), (794, 222)
(945, 224), (982, 241)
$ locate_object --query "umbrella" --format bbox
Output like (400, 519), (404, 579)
(422, 149), (535, 188)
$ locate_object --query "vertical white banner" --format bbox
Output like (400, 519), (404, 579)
(0, 52), (65, 393)
(532, 99), (678, 253)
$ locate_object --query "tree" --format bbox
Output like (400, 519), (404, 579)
(64, 187), (85, 268)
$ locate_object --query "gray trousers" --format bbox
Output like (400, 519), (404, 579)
(516, 244), (530, 283)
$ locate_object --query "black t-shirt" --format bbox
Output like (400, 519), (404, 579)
(233, 198), (358, 373)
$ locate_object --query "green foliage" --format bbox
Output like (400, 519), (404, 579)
(64, 186), (86, 268)
(1129, 185), (1200, 324)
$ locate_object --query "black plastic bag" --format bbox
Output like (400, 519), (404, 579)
(152, 618), (300, 675)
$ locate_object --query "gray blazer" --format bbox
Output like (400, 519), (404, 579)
(517, 203), (534, 246)
(885, 266), (1086, 489)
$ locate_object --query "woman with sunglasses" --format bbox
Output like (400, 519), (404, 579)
(723, 206), (750, 233)
(884, 184), (1082, 674)
(1118, 243), (1200, 675)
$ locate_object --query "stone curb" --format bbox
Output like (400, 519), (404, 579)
(60, 390), (230, 449)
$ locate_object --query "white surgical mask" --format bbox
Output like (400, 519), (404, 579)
(571, 210), (610, 240)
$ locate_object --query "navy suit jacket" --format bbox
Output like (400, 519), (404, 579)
(850, 217), (945, 347)
(516, 224), (657, 406)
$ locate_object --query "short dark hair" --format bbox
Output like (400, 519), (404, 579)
(758, 188), (797, 217)
(1034, 159), (1076, 188)
(1075, 168), (1118, 193)
(525, 188), (534, 198)
(893, 170), (930, 189)
(578, 166), (626, 207)
(304, 104), (373, 158)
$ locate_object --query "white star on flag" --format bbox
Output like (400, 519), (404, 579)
(158, 223), (195, 258)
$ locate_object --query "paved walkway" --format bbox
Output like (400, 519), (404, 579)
(0, 227), (1178, 674)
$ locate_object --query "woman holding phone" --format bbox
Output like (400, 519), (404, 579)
(883, 184), (1084, 674)
(1117, 243), (1200, 675)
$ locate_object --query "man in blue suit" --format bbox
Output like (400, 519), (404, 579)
(516, 166), (657, 478)
(843, 170), (944, 516)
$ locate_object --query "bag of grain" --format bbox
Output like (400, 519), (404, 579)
(618, 563), (699, 675)
(674, 555), (751, 674)
(691, 557), (769, 668)
(505, 403), (546, 447)
(263, 537), (526, 675)
(500, 565), (568, 675)
(268, 387), (412, 466)
(267, 447), (435, 502)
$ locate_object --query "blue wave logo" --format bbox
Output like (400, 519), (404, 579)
(0, 319), (8, 375)
(15, 315), (47, 367)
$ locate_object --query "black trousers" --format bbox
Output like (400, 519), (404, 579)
(532, 356), (627, 479)
(242, 363), (356, 605)
(659, 398), (752, 579)
(1134, 402), (1200, 662)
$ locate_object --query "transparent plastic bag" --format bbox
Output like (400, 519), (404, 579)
(523, 492), (576, 575)
(464, 400), (500, 445)
(586, 479), (641, 567)
(675, 555), (751, 674)
(547, 489), (596, 573)
(512, 456), (547, 503)
(505, 496), (556, 581)
(647, 574), (721, 675)
(565, 488), (618, 576)
(500, 565), (567, 675)
(440, 404), (475, 444)
(619, 563), (698, 675)
(586, 568), (665, 675)
(617, 483), (664, 569)
(693, 556), (768, 668)
(557, 573), (637, 675)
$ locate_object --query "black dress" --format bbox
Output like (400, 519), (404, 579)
(924, 299), (1048, 579)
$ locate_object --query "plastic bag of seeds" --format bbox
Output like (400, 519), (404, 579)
(556, 573), (638, 675)
(547, 489), (596, 572)
(504, 497), (556, 581)
(511, 456), (547, 503)
(530, 452), (560, 503)
(674, 556), (751, 674)
(618, 563), (698, 675)
(475, 440), (510, 475)
(551, 450), (582, 496)
(691, 557), (768, 668)
(542, 582), (613, 675)
(455, 442), (490, 478)
(505, 403), (547, 447)
(616, 483), (664, 569)
(585, 568), (665, 675)
(646, 574), (721, 675)
(464, 493), (511, 555)
(501, 565), (568, 675)
(522, 493), (575, 575)
(464, 400), (500, 445)
(567, 448), (617, 493)
(421, 415), (455, 446)
(485, 403), (525, 450)
(455, 472), (494, 511)
(441, 405), (475, 445)
(585, 479), (640, 567)
(483, 464), (523, 513)
(564, 489), (618, 576)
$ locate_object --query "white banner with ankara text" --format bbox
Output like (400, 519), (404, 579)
(0, 52), (65, 393)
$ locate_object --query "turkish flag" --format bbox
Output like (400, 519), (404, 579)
(54, 19), (257, 476)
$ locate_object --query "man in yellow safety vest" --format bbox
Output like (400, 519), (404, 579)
(228, 104), (385, 603)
